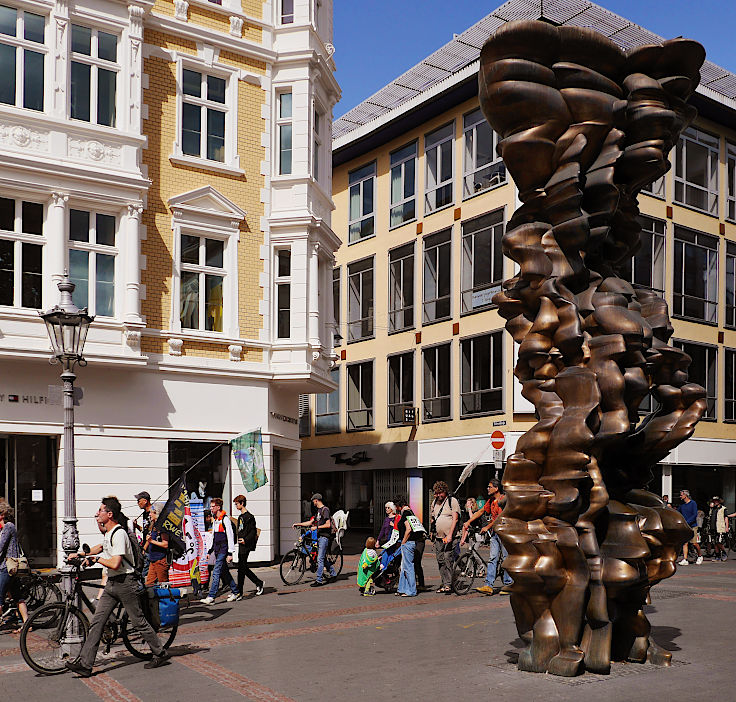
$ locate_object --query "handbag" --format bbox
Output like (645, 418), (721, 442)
(6, 541), (29, 577)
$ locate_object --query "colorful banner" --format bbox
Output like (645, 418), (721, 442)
(168, 500), (209, 587)
(231, 430), (268, 492)
(154, 475), (188, 556)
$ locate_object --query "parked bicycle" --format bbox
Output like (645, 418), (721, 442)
(279, 528), (344, 585)
(0, 571), (62, 632)
(19, 556), (177, 675)
(451, 529), (501, 595)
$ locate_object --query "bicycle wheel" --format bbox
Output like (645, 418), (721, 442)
(20, 603), (89, 675)
(280, 550), (306, 585)
(326, 549), (343, 578)
(26, 578), (62, 612)
(121, 614), (178, 660)
(452, 553), (476, 595)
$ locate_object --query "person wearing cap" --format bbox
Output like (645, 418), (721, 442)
(133, 491), (154, 581)
(709, 496), (729, 562)
(292, 493), (337, 587)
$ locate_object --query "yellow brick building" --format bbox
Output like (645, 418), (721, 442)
(300, 0), (736, 532)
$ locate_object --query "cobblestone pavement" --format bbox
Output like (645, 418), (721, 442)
(1, 554), (734, 701)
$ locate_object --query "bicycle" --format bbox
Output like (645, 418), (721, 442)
(19, 558), (178, 675)
(279, 528), (344, 585)
(0, 571), (61, 632)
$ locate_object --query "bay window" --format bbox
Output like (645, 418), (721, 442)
(277, 91), (292, 175)
(275, 249), (291, 339)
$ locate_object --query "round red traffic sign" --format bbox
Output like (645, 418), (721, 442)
(491, 430), (505, 449)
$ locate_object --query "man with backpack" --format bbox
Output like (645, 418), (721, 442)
(65, 496), (169, 678)
(292, 493), (337, 587)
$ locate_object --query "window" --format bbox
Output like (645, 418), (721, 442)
(347, 256), (373, 341)
(280, 0), (294, 24)
(642, 175), (665, 199)
(727, 242), (736, 329)
(619, 216), (665, 295)
(674, 341), (717, 419)
(390, 142), (416, 228)
(673, 226), (718, 323)
(179, 233), (225, 331)
(332, 267), (340, 336)
(275, 249), (291, 338)
(423, 343), (451, 421)
(423, 228), (451, 323)
(0, 197), (43, 308)
(68, 209), (116, 316)
(388, 351), (413, 425)
(389, 242), (414, 332)
(348, 162), (375, 243)
(277, 91), (292, 175)
(181, 69), (226, 162)
(674, 127), (719, 215)
(316, 367), (340, 434)
(424, 123), (454, 214)
(298, 394), (310, 437)
(347, 360), (373, 430)
(463, 109), (505, 198)
(461, 332), (503, 416)
(726, 349), (736, 422)
(312, 108), (322, 181)
(0, 5), (45, 111)
(70, 24), (117, 127)
(728, 142), (736, 222)
(461, 210), (503, 313)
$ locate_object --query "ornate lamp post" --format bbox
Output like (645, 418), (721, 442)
(40, 274), (94, 592)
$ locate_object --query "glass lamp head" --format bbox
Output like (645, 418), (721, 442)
(40, 275), (94, 363)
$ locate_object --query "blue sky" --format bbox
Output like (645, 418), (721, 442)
(333, 0), (736, 118)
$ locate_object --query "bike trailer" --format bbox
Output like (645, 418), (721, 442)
(154, 587), (182, 627)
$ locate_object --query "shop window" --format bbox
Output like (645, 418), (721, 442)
(424, 122), (454, 214)
(298, 394), (310, 437)
(275, 248), (291, 339)
(348, 162), (375, 243)
(619, 216), (665, 295)
(168, 441), (227, 512)
(726, 348), (736, 422)
(674, 340), (717, 419)
(70, 24), (118, 126)
(0, 5), (46, 111)
(179, 233), (225, 332)
(727, 242), (736, 329)
(423, 228), (451, 323)
(674, 126), (719, 215)
(68, 209), (116, 317)
(673, 226), (718, 323)
(423, 342), (451, 421)
(462, 109), (505, 198)
(347, 256), (373, 341)
(181, 68), (227, 163)
(389, 142), (416, 228)
(277, 91), (292, 175)
(347, 360), (373, 430)
(388, 351), (413, 426)
(0, 196), (43, 309)
(461, 209), (503, 314)
(388, 242), (414, 332)
(728, 142), (736, 222)
(316, 367), (340, 434)
(461, 332), (503, 417)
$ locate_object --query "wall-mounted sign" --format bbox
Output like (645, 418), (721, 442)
(31, 490), (43, 502)
(472, 285), (502, 309)
(270, 411), (297, 425)
(492, 420), (506, 427)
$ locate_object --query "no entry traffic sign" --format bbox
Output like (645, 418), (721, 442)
(491, 430), (505, 449)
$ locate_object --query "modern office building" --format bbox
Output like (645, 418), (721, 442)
(300, 0), (736, 531)
(0, 0), (338, 564)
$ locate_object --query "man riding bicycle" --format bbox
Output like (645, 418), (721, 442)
(65, 496), (170, 678)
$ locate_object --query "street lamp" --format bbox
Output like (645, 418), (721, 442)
(40, 274), (93, 586)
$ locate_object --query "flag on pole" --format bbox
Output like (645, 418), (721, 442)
(154, 474), (188, 556)
(231, 429), (268, 492)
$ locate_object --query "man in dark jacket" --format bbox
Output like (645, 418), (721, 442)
(234, 494), (264, 595)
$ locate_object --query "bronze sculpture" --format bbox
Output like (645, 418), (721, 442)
(478, 20), (706, 676)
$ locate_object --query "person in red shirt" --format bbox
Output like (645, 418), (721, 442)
(461, 478), (512, 595)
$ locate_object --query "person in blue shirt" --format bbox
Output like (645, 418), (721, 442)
(677, 489), (703, 565)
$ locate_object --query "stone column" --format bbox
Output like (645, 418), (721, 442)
(46, 192), (68, 306)
(127, 5), (144, 133)
(125, 203), (143, 324)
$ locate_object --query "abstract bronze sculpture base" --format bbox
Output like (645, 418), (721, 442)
(478, 20), (706, 676)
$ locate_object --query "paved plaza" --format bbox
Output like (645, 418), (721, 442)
(1, 555), (733, 701)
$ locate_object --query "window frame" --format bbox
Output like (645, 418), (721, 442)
(727, 241), (736, 330)
(674, 126), (719, 216)
(460, 331), (504, 418)
(347, 255), (374, 343)
(347, 359), (374, 431)
(274, 248), (291, 339)
(316, 366), (340, 434)
(388, 241), (414, 333)
(642, 174), (666, 200)
(0, 5), (47, 112)
(332, 266), (341, 340)
(276, 89), (293, 176)
(387, 350), (414, 426)
(673, 339), (717, 420)
(619, 215), (666, 296)
(0, 195), (44, 310)
(347, 161), (375, 244)
(462, 108), (505, 199)
(672, 225), (718, 324)
(424, 121), (454, 215)
(727, 141), (736, 223)
(69, 22), (119, 127)
(389, 141), (417, 229)
(279, 0), (294, 24)
(461, 209), (504, 315)
(422, 341), (452, 423)
(423, 227), (452, 324)
(726, 347), (736, 423)
(312, 103), (323, 182)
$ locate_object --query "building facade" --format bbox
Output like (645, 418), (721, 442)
(300, 0), (736, 531)
(0, 0), (338, 564)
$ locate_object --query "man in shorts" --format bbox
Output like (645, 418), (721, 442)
(678, 489), (703, 565)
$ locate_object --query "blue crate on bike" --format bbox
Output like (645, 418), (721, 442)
(154, 587), (181, 627)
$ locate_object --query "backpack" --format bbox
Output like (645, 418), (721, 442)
(110, 524), (144, 581)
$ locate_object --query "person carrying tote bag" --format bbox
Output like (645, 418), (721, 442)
(0, 501), (28, 632)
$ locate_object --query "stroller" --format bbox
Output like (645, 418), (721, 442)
(373, 545), (401, 593)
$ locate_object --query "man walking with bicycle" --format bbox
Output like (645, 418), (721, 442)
(65, 496), (169, 678)
(292, 493), (337, 587)
(462, 479), (512, 595)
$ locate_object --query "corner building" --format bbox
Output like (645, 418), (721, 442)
(0, 0), (339, 564)
(300, 0), (736, 531)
